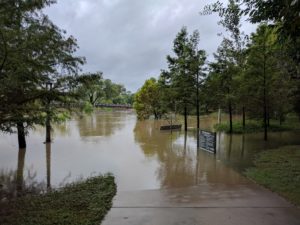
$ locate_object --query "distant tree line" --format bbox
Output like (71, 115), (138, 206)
(76, 72), (134, 107)
(134, 0), (300, 140)
(0, 0), (132, 148)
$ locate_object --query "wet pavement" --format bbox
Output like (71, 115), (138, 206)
(103, 177), (300, 225)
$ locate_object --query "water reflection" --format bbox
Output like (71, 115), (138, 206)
(0, 149), (45, 201)
(134, 121), (248, 189)
(16, 148), (26, 195)
(134, 118), (300, 189)
(46, 143), (51, 190)
(77, 111), (126, 141)
(0, 111), (299, 196)
(0, 143), (54, 201)
(218, 131), (300, 171)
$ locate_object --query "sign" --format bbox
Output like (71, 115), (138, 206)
(199, 130), (216, 154)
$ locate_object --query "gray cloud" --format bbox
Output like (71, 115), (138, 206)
(45, 0), (256, 92)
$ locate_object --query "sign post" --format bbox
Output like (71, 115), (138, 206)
(199, 130), (216, 154)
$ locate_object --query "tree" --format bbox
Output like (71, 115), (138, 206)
(238, 0), (300, 118)
(245, 24), (290, 140)
(0, 0), (84, 148)
(209, 39), (238, 133)
(133, 78), (163, 120)
(76, 72), (104, 106)
(164, 27), (206, 131)
(240, 0), (300, 37)
(202, 0), (247, 132)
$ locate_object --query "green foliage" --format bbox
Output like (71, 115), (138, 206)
(238, 0), (300, 120)
(245, 145), (300, 206)
(163, 27), (206, 111)
(0, 0), (84, 138)
(82, 101), (94, 114)
(76, 73), (133, 106)
(134, 78), (163, 120)
(244, 24), (295, 122)
(240, 0), (300, 39)
(0, 174), (117, 225)
(156, 27), (206, 130)
(76, 72), (104, 106)
(202, 0), (248, 133)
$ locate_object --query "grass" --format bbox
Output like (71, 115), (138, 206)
(245, 146), (300, 206)
(214, 119), (300, 134)
(0, 174), (117, 225)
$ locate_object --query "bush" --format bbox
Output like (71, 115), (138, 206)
(0, 174), (117, 225)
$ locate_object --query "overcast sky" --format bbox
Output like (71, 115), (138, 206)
(44, 0), (256, 92)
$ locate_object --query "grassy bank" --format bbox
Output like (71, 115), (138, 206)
(214, 119), (300, 134)
(0, 174), (116, 225)
(245, 146), (300, 206)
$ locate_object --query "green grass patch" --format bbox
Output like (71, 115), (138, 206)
(245, 146), (300, 206)
(214, 120), (300, 134)
(0, 174), (117, 225)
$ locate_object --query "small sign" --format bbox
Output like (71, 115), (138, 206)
(200, 130), (216, 154)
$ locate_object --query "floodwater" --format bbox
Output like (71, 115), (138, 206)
(1, 110), (300, 197)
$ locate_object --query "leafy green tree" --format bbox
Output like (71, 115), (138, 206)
(133, 78), (163, 120)
(240, 0), (300, 38)
(202, 0), (247, 132)
(164, 27), (206, 131)
(0, 0), (84, 148)
(244, 24), (293, 140)
(112, 90), (134, 105)
(209, 38), (238, 133)
(238, 0), (300, 118)
(76, 72), (104, 106)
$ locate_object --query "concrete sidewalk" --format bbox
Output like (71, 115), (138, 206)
(102, 182), (300, 225)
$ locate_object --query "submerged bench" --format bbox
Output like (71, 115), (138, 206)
(160, 124), (182, 131)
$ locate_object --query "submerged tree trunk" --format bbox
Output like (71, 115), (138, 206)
(17, 122), (26, 149)
(184, 106), (188, 132)
(153, 111), (158, 120)
(228, 101), (233, 133)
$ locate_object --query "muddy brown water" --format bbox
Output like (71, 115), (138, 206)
(0, 110), (300, 196)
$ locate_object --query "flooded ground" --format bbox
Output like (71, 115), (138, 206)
(1, 110), (300, 196)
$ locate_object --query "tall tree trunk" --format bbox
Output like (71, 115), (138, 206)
(263, 37), (268, 141)
(153, 111), (158, 120)
(184, 106), (188, 132)
(263, 101), (267, 141)
(242, 106), (246, 129)
(45, 115), (51, 143)
(196, 72), (200, 131)
(17, 122), (26, 149)
(228, 101), (233, 133)
(89, 95), (94, 106)
(279, 113), (283, 126)
(263, 60), (268, 141)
